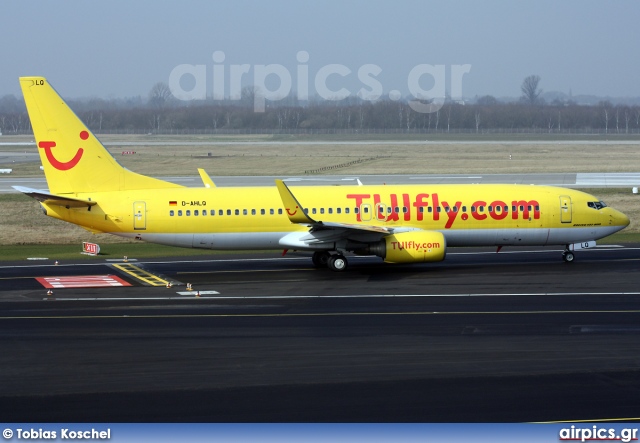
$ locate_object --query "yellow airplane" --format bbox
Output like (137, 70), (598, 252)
(15, 77), (630, 271)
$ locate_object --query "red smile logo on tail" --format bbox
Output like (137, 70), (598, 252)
(38, 131), (88, 171)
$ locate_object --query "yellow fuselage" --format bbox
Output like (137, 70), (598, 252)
(42, 183), (629, 250)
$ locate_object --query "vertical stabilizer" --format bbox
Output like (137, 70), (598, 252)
(19, 77), (182, 194)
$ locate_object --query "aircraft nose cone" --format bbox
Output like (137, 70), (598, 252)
(613, 209), (630, 227)
(621, 211), (630, 227)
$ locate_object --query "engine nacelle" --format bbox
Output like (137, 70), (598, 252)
(382, 231), (446, 263)
(357, 231), (446, 263)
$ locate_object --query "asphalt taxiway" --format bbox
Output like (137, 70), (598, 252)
(1, 245), (640, 422)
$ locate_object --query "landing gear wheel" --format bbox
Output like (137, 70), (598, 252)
(312, 251), (331, 268)
(562, 251), (575, 263)
(327, 254), (348, 272)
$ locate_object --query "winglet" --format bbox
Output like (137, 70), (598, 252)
(275, 179), (317, 224)
(198, 168), (216, 188)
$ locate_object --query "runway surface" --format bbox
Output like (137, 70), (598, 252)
(1, 245), (640, 422)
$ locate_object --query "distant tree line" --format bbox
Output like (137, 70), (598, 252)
(2, 78), (640, 134)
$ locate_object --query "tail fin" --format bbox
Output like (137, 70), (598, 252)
(19, 77), (182, 195)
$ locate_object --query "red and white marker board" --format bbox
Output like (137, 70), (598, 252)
(36, 275), (131, 289)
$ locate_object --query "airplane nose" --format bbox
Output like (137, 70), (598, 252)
(613, 209), (630, 227)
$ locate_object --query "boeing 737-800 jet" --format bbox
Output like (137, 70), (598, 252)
(15, 77), (630, 271)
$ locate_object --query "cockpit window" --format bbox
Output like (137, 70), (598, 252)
(587, 201), (608, 210)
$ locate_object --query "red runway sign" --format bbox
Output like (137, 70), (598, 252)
(36, 275), (131, 289)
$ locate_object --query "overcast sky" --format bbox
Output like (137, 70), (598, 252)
(2, 0), (639, 101)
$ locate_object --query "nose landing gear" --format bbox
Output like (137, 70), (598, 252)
(562, 248), (575, 263)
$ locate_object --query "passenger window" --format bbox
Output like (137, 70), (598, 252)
(471, 206), (476, 213)
(328, 208), (333, 214)
(278, 209), (283, 215)
(345, 208), (350, 214)
(519, 206), (524, 212)
(403, 207), (408, 213)
(419, 207), (424, 213)
(170, 210), (175, 216)
(428, 207), (433, 213)
(320, 208), (325, 214)
(512, 205), (517, 212)
(270, 209), (274, 215)
(227, 209), (231, 216)
(194, 210), (199, 216)
(178, 210), (183, 216)
(186, 210), (191, 216)
(479, 206), (484, 213)
(312, 208), (317, 214)
(235, 209), (239, 215)
(445, 207), (450, 213)
(243, 209), (247, 215)
(462, 206), (467, 212)
(260, 209), (265, 215)
(527, 205), (532, 212)
(504, 206), (508, 212)
(364, 207), (369, 214)
(202, 210), (207, 216)
(394, 207), (400, 213)
(354, 208), (359, 214)
(488, 206), (493, 213)
(436, 207), (441, 213)
(453, 206), (458, 212)
(337, 208), (341, 214)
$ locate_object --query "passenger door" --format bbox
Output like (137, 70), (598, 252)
(559, 195), (572, 223)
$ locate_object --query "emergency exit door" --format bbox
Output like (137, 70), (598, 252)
(134, 201), (146, 230)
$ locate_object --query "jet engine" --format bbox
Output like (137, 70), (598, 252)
(353, 231), (447, 263)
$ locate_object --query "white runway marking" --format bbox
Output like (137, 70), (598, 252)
(186, 292), (640, 300)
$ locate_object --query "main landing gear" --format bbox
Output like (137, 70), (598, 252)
(312, 251), (349, 272)
(562, 247), (575, 263)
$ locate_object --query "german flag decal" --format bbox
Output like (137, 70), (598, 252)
(169, 201), (177, 206)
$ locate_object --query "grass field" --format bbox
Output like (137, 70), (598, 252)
(3, 133), (640, 177)
(1, 134), (638, 260)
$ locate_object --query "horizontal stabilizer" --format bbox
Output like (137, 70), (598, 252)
(12, 186), (97, 208)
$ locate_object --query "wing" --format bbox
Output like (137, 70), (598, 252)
(275, 179), (400, 249)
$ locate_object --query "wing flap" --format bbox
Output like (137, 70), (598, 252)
(320, 221), (391, 234)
